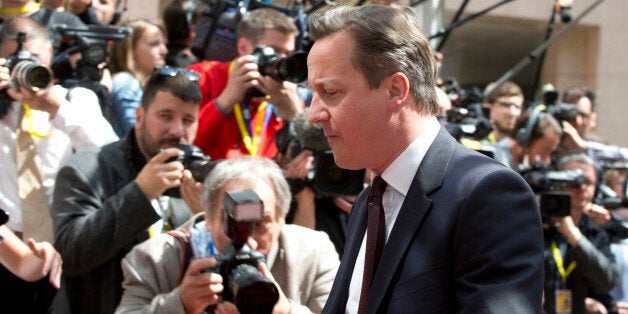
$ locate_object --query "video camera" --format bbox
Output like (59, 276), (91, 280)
(538, 83), (579, 123)
(519, 162), (585, 217)
(52, 24), (132, 83)
(246, 45), (308, 98)
(440, 77), (492, 140)
(206, 189), (279, 313)
(281, 109), (366, 197)
(164, 144), (215, 198)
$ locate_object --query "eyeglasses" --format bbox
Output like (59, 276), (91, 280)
(152, 65), (200, 82)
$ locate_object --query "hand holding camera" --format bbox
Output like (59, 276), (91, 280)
(135, 147), (185, 200)
(179, 256), (224, 314)
(214, 55), (261, 114)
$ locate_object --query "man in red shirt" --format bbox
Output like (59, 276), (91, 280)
(188, 8), (303, 160)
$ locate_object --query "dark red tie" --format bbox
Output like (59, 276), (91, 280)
(358, 175), (387, 314)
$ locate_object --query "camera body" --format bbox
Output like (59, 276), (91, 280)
(164, 144), (214, 197)
(206, 189), (279, 313)
(440, 77), (492, 140)
(246, 45), (308, 98)
(4, 32), (53, 92)
(53, 24), (132, 83)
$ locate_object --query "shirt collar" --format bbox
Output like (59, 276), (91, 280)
(381, 117), (441, 196)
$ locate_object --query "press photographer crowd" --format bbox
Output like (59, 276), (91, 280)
(0, 0), (626, 313)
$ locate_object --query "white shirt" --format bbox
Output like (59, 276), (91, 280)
(345, 117), (441, 313)
(0, 85), (118, 232)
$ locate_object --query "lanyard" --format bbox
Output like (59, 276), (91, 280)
(0, 2), (40, 15)
(229, 61), (274, 156)
(551, 241), (577, 284)
(21, 103), (52, 139)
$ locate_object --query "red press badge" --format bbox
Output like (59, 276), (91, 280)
(555, 289), (572, 314)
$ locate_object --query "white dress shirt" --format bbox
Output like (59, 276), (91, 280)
(0, 85), (118, 232)
(345, 117), (441, 313)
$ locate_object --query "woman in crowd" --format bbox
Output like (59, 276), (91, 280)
(109, 19), (168, 137)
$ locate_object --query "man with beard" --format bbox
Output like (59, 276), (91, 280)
(481, 81), (524, 145)
(50, 66), (203, 313)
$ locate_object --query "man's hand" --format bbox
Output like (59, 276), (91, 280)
(283, 150), (313, 179)
(256, 76), (301, 120)
(561, 120), (588, 152)
(135, 148), (184, 200)
(7, 86), (62, 118)
(585, 203), (611, 227)
(258, 262), (291, 314)
(27, 239), (62, 289)
(215, 55), (261, 114)
(180, 169), (204, 214)
(550, 215), (583, 246)
(179, 257), (224, 314)
(0, 58), (10, 91)
(585, 297), (608, 314)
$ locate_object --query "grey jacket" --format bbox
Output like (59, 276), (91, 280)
(51, 131), (193, 314)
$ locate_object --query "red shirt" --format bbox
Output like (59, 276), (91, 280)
(187, 60), (285, 160)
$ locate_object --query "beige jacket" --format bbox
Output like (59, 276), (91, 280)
(115, 223), (340, 314)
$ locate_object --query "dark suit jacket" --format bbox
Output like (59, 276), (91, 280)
(323, 127), (544, 313)
(51, 130), (192, 314)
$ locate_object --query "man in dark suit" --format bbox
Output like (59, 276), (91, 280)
(50, 66), (204, 313)
(307, 5), (544, 313)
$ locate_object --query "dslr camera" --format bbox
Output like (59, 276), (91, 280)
(164, 144), (215, 198)
(2, 32), (52, 94)
(206, 189), (279, 313)
(246, 45), (308, 98)
(440, 77), (492, 140)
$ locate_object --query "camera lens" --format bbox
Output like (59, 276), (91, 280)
(228, 263), (279, 313)
(12, 61), (52, 90)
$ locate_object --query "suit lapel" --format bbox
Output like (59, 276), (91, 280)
(367, 127), (457, 312)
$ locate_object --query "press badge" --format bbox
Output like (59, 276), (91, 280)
(555, 289), (572, 314)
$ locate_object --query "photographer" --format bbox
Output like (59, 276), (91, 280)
(480, 80), (524, 145)
(116, 157), (339, 314)
(50, 66), (203, 313)
(0, 17), (116, 312)
(492, 104), (563, 170)
(187, 8), (304, 160)
(543, 153), (619, 314)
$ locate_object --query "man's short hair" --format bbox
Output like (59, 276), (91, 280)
(556, 152), (596, 173)
(236, 8), (299, 44)
(140, 69), (202, 109)
(201, 156), (291, 221)
(484, 81), (523, 104)
(0, 17), (50, 48)
(308, 5), (439, 115)
(562, 85), (596, 110)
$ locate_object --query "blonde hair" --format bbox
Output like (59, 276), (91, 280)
(109, 20), (164, 85)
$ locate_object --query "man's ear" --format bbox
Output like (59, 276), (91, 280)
(135, 106), (144, 128)
(237, 37), (254, 56)
(387, 72), (410, 111)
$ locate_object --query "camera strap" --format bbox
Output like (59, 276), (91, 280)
(229, 61), (274, 156)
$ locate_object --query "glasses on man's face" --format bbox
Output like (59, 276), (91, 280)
(152, 65), (200, 82)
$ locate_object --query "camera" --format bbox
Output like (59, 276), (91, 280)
(206, 189), (279, 313)
(246, 45), (308, 98)
(519, 162), (585, 193)
(0, 209), (8, 227)
(282, 109), (366, 197)
(3, 32), (52, 92)
(539, 83), (579, 123)
(53, 24), (132, 83)
(539, 191), (572, 217)
(164, 144), (215, 197)
(440, 77), (492, 140)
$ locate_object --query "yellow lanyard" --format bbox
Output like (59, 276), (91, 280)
(228, 61), (269, 156)
(0, 2), (40, 15)
(551, 241), (577, 284)
(21, 103), (53, 139)
(487, 133), (497, 144)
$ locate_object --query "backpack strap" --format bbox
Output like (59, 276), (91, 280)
(166, 229), (193, 284)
